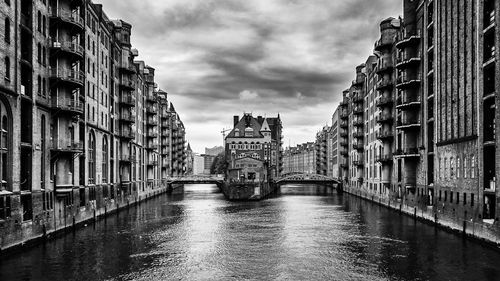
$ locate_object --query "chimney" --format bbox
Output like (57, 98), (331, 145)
(257, 116), (264, 124)
(233, 115), (239, 127)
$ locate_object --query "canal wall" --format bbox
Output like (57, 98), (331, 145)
(0, 184), (171, 255)
(343, 186), (500, 248)
(220, 182), (277, 200)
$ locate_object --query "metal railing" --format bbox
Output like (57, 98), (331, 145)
(50, 40), (84, 57)
(49, 8), (84, 28)
(51, 139), (83, 151)
(49, 68), (85, 84)
(52, 97), (84, 113)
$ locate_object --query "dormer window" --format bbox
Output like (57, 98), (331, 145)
(244, 127), (253, 137)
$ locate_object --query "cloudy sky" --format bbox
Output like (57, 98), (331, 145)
(95, 0), (402, 153)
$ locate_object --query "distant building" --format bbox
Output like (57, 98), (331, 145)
(283, 143), (316, 174)
(205, 146), (224, 156)
(185, 144), (194, 175)
(225, 113), (283, 181)
(202, 154), (217, 174)
(193, 154), (205, 175)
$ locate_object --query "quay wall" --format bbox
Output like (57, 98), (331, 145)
(0, 184), (172, 254)
(343, 186), (500, 248)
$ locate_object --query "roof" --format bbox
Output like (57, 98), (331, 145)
(226, 114), (264, 138)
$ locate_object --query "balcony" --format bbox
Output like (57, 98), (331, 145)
(396, 117), (420, 130)
(161, 148), (169, 155)
(352, 74), (365, 87)
(353, 119), (364, 127)
(147, 131), (158, 138)
(375, 58), (394, 74)
(353, 106), (364, 115)
(376, 96), (393, 107)
(394, 148), (420, 159)
(340, 131), (348, 137)
(146, 92), (156, 102)
(353, 160), (364, 167)
(376, 113), (394, 124)
(340, 141), (348, 147)
(396, 74), (421, 89)
(147, 160), (158, 166)
(352, 94), (364, 103)
(120, 94), (136, 106)
(49, 8), (84, 32)
(119, 112), (135, 123)
(396, 51), (422, 69)
(51, 98), (84, 115)
(146, 106), (158, 115)
(49, 68), (84, 87)
(396, 95), (421, 109)
(340, 100), (348, 107)
(51, 139), (83, 153)
(376, 79), (394, 91)
(120, 154), (136, 163)
(50, 40), (84, 59)
(146, 141), (158, 150)
(352, 143), (363, 151)
(120, 80), (136, 91)
(119, 64), (136, 74)
(353, 131), (364, 139)
(147, 118), (158, 126)
(340, 110), (349, 119)
(396, 29), (421, 49)
(375, 154), (393, 163)
(376, 130), (394, 140)
(340, 120), (348, 128)
(119, 128), (135, 139)
(374, 37), (394, 52)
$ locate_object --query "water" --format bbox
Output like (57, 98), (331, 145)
(1, 184), (499, 281)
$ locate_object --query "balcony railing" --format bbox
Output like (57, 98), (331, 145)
(394, 148), (420, 158)
(120, 112), (135, 123)
(49, 68), (84, 85)
(376, 96), (394, 107)
(52, 98), (84, 114)
(51, 139), (83, 152)
(119, 129), (135, 139)
(352, 143), (363, 150)
(120, 94), (136, 106)
(353, 119), (364, 127)
(375, 58), (394, 73)
(120, 154), (136, 163)
(353, 131), (364, 138)
(353, 106), (364, 115)
(146, 106), (158, 114)
(50, 40), (84, 57)
(120, 80), (136, 90)
(374, 37), (394, 51)
(397, 117), (420, 128)
(340, 110), (349, 119)
(397, 95), (421, 109)
(396, 51), (422, 68)
(396, 74), (421, 88)
(396, 29), (421, 49)
(49, 8), (84, 30)
(376, 113), (394, 123)
(376, 79), (394, 91)
(352, 94), (364, 103)
(375, 154), (393, 163)
(376, 130), (394, 140)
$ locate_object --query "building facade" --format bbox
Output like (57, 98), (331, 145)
(336, 0), (500, 242)
(0, 0), (187, 250)
(283, 142), (316, 174)
(225, 113), (283, 181)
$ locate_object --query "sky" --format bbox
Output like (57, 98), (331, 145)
(95, 0), (402, 153)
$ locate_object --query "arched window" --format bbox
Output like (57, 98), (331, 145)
(4, 57), (10, 80)
(88, 131), (96, 184)
(37, 11), (41, 32)
(463, 156), (468, 178)
(41, 115), (46, 189)
(0, 103), (10, 191)
(471, 155), (475, 178)
(4, 18), (10, 43)
(102, 137), (108, 183)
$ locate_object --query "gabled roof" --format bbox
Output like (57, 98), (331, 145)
(226, 114), (264, 138)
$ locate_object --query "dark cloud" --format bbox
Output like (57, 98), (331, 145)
(94, 0), (402, 152)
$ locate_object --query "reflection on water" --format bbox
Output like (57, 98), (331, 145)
(0, 184), (499, 281)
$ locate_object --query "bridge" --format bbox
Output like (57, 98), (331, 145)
(166, 175), (224, 185)
(273, 173), (341, 185)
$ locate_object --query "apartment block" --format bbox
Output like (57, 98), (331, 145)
(336, 0), (500, 242)
(0, 0), (187, 251)
(283, 142), (316, 174)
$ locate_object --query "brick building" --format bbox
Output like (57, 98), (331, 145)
(0, 0), (187, 250)
(283, 142), (316, 174)
(335, 0), (500, 241)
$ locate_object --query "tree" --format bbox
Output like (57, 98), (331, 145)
(210, 152), (228, 175)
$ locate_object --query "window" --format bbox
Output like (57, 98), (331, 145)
(41, 115), (46, 190)
(4, 18), (10, 43)
(0, 195), (11, 219)
(471, 193), (474, 207)
(37, 43), (42, 63)
(37, 11), (41, 32)
(21, 194), (32, 221)
(4, 57), (10, 80)
(42, 191), (53, 210)
(88, 131), (96, 184)
(102, 137), (108, 183)
(457, 157), (460, 178)
(450, 158), (454, 178)
(471, 156), (475, 178)
(456, 192), (459, 204)
(79, 188), (86, 207)
(42, 15), (46, 35)
(450, 191), (453, 203)
(463, 193), (467, 205)
(0, 109), (9, 191)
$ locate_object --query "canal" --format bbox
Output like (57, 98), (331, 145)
(1, 184), (499, 281)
